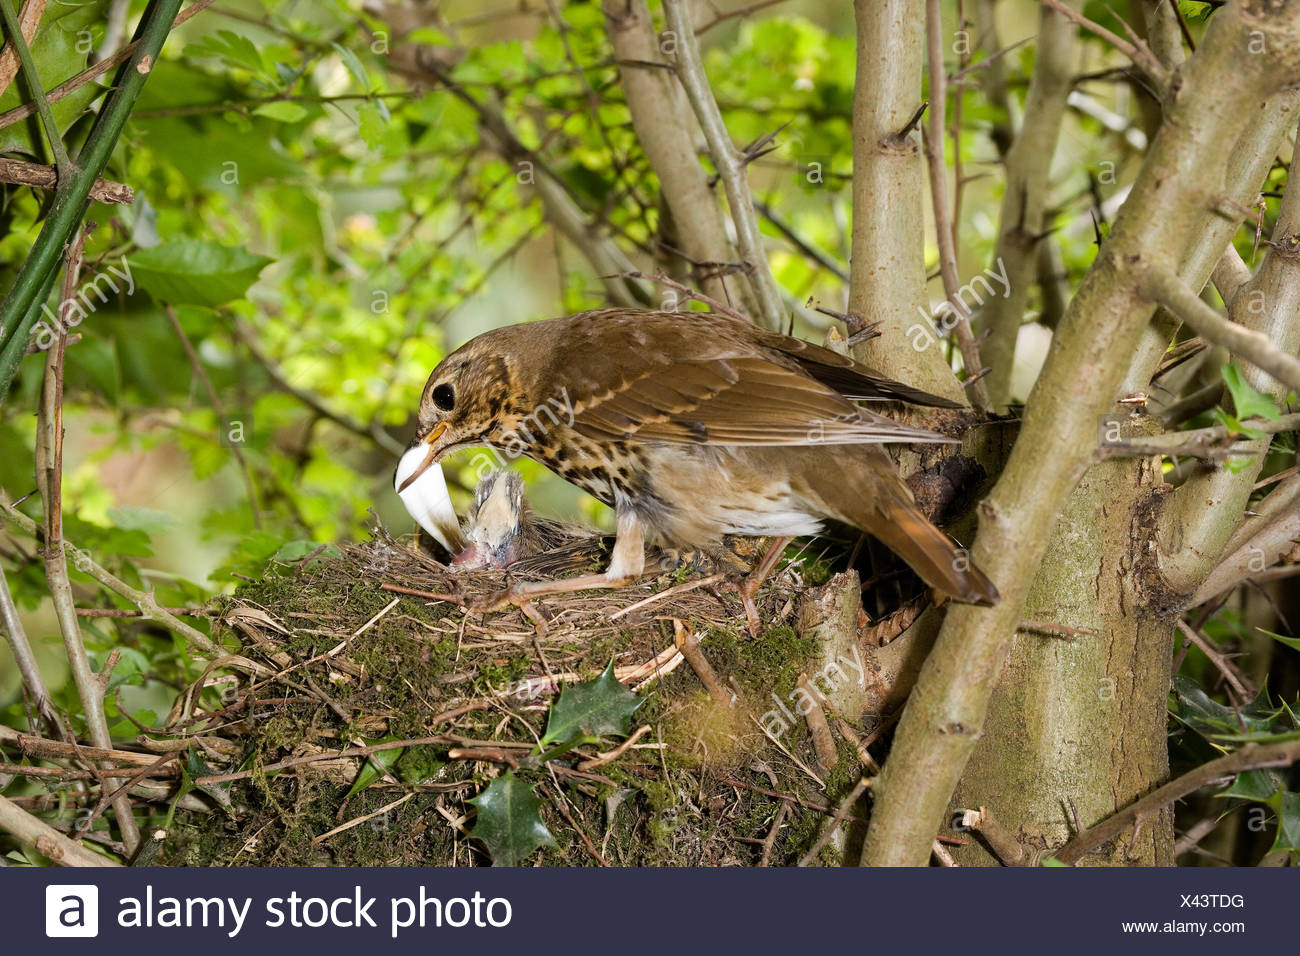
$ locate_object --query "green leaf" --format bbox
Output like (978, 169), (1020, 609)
(1259, 628), (1300, 653)
(467, 772), (554, 866)
(252, 101), (309, 123)
(107, 506), (177, 535)
(357, 101), (387, 149)
(131, 240), (272, 307)
(1222, 363), (1282, 425)
(333, 42), (372, 92)
(1221, 768), (1286, 802)
(0, 2), (107, 156)
(345, 741), (405, 799)
(1269, 791), (1300, 852)
(540, 660), (642, 747)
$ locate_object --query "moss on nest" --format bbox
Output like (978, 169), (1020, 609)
(162, 527), (871, 867)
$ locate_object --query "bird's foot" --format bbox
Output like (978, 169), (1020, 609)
(728, 574), (764, 638)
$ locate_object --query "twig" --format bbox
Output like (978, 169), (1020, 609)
(1176, 620), (1253, 700)
(0, 793), (119, 867)
(1039, 0), (1168, 88)
(0, 0), (216, 133)
(0, 0), (71, 170)
(958, 806), (1029, 865)
(759, 798), (789, 866)
(312, 792), (414, 846)
(577, 725), (651, 771)
(797, 673), (838, 772)
(0, 158), (132, 203)
(0, 0), (45, 97)
(609, 572), (725, 619)
(797, 776), (870, 866)
(1055, 740), (1300, 865)
(661, 0), (787, 331)
(234, 319), (406, 457)
(0, 566), (66, 737)
(1143, 266), (1300, 397)
(924, 0), (990, 410)
(164, 305), (261, 526)
(0, 497), (220, 655)
(672, 619), (731, 706)
(35, 227), (140, 855)
(1098, 412), (1300, 461)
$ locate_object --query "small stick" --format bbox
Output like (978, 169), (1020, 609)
(958, 806), (1029, 865)
(797, 673), (838, 772)
(672, 620), (731, 706)
(797, 777), (871, 866)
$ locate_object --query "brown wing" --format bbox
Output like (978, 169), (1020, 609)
(749, 327), (965, 407)
(550, 313), (956, 447)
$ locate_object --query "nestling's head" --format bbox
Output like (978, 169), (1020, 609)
(452, 470), (528, 570)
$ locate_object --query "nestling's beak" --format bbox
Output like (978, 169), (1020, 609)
(393, 432), (464, 554)
(396, 422), (447, 493)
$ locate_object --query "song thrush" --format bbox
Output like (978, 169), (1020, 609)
(399, 308), (998, 623)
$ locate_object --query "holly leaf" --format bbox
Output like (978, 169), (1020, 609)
(1259, 628), (1300, 654)
(1266, 791), (1300, 853)
(131, 240), (272, 307)
(467, 772), (554, 866)
(540, 660), (642, 747)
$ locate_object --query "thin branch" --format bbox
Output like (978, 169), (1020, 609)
(0, 0), (216, 133)
(1055, 740), (1300, 865)
(232, 319), (406, 458)
(0, 496), (220, 656)
(1176, 620), (1253, 700)
(1097, 411), (1300, 461)
(924, 0), (990, 410)
(1038, 0), (1168, 89)
(0, 565), (66, 737)
(1142, 265), (1300, 397)
(35, 227), (140, 854)
(164, 305), (261, 526)
(0, 0), (187, 396)
(0, 793), (119, 866)
(662, 0), (786, 331)
(0, 0), (45, 97)
(0, 157), (133, 203)
(0, 0), (72, 170)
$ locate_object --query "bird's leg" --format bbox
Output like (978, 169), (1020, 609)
(471, 509), (647, 612)
(733, 536), (793, 637)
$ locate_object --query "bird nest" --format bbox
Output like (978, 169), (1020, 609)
(161, 525), (878, 867)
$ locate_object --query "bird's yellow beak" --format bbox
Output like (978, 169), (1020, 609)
(396, 422), (447, 493)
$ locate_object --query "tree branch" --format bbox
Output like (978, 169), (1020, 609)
(1055, 740), (1300, 865)
(604, 0), (744, 308)
(1142, 267), (1300, 397)
(0, 793), (119, 866)
(923, 0), (990, 410)
(661, 0), (786, 331)
(978, 0), (1082, 407)
(0, 0), (45, 97)
(846, 0), (966, 403)
(863, 0), (1300, 867)
(0, 157), (133, 203)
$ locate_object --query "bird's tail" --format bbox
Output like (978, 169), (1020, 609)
(864, 481), (999, 606)
(803, 445), (999, 606)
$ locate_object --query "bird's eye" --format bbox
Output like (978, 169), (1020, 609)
(431, 383), (455, 411)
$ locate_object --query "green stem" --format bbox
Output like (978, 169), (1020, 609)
(0, 0), (73, 172)
(0, 0), (183, 398)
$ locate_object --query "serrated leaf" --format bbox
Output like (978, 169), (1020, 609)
(467, 772), (554, 866)
(540, 660), (642, 747)
(131, 240), (272, 307)
(184, 749), (233, 812)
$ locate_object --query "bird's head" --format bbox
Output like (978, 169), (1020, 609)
(452, 470), (527, 570)
(399, 338), (515, 493)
